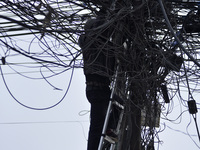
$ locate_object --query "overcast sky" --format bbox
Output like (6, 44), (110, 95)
(0, 65), (199, 150)
(0, 22), (199, 150)
(0, 67), (90, 150)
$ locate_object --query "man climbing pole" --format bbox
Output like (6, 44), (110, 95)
(78, 12), (118, 150)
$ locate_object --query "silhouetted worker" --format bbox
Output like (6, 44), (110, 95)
(78, 16), (116, 150)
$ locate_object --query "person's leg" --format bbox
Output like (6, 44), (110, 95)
(86, 87), (110, 150)
(88, 101), (109, 150)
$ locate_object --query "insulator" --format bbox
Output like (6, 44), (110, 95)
(1, 57), (6, 65)
(188, 100), (198, 114)
(161, 84), (170, 103)
(171, 55), (183, 72)
(167, 54), (183, 72)
(184, 23), (200, 33)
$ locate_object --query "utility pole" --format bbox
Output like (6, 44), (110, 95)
(113, 1), (145, 149)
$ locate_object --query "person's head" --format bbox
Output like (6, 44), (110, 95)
(84, 18), (105, 33)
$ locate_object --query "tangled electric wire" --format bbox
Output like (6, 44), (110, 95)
(0, 0), (200, 149)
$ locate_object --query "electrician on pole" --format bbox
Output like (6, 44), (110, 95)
(78, 10), (118, 150)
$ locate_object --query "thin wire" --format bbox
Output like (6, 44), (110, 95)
(192, 114), (200, 142)
(0, 64), (75, 110)
(1, 0), (200, 149)
(0, 120), (89, 125)
(0, 119), (89, 141)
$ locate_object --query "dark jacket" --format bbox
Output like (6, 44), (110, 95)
(79, 19), (115, 84)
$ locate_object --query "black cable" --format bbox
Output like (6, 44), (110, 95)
(0, 14), (78, 33)
(158, 0), (200, 68)
(0, 64), (74, 110)
(192, 114), (200, 142)
(1, 0), (200, 149)
(0, 39), (68, 68)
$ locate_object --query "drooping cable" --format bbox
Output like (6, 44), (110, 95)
(0, 64), (75, 110)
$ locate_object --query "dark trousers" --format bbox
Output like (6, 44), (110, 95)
(86, 85), (111, 150)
